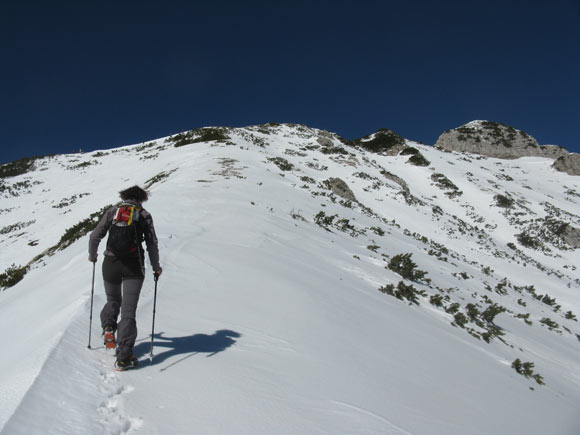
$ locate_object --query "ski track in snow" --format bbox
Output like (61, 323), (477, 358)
(328, 400), (415, 435)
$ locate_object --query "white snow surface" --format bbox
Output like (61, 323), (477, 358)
(0, 124), (579, 434)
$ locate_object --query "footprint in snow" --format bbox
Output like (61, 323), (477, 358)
(96, 371), (142, 434)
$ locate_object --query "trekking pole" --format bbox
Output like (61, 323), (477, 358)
(149, 272), (159, 362)
(87, 262), (96, 349)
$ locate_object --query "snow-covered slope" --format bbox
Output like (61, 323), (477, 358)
(0, 124), (579, 434)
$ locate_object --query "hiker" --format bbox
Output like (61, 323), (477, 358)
(88, 185), (162, 370)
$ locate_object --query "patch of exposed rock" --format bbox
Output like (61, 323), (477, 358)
(435, 121), (568, 160)
(561, 225), (580, 249)
(324, 177), (358, 202)
(316, 136), (334, 148)
(552, 153), (580, 176)
(380, 170), (409, 194)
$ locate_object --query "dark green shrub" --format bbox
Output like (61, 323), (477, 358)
(430, 294), (444, 306)
(481, 303), (506, 324)
(55, 205), (113, 252)
(515, 313), (533, 325)
(370, 226), (385, 236)
(0, 156), (42, 178)
(194, 128), (229, 143)
(454, 313), (469, 328)
(320, 146), (349, 155)
(541, 295), (556, 307)
(481, 325), (505, 343)
(564, 311), (577, 321)
(512, 359), (545, 385)
(353, 129), (405, 153)
(387, 253), (428, 281)
(268, 157), (294, 171)
(445, 303), (461, 315)
(545, 219), (569, 237)
(378, 281), (425, 305)
(0, 264), (29, 289)
(494, 194), (514, 208)
(145, 169), (176, 189)
(168, 127), (230, 147)
(516, 232), (541, 249)
(67, 160), (98, 170)
(314, 211), (336, 230)
(354, 172), (373, 180)
(26, 204), (115, 269)
(466, 303), (480, 321)
(540, 317), (559, 331)
(168, 131), (195, 147)
(335, 218), (355, 233)
(431, 173), (455, 189)
(431, 173), (463, 198)
(0, 220), (35, 235)
(495, 279), (508, 295)
(407, 153), (430, 167)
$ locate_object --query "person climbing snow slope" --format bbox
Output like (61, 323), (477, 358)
(88, 185), (162, 370)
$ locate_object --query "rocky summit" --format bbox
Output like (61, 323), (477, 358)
(435, 120), (569, 161)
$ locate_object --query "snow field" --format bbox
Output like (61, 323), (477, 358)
(1, 124), (579, 434)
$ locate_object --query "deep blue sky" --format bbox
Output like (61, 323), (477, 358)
(1, 0), (578, 164)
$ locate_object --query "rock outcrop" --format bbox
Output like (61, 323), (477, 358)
(380, 170), (409, 194)
(552, 153), (580, 176)
(325, 177), (358, 202)
(435, 121), (569, 160)
(561, 224), (580, 248)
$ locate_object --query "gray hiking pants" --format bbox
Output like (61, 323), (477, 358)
(100, 256), (144, 360)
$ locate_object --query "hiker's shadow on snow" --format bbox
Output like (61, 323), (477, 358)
(133, 330), (242, 371)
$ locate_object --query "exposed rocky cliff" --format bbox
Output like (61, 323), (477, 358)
(552, 153), (580, 176)
(435, 121), (568, 160)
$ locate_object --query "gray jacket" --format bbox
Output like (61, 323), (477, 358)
(89, 200), (161, 271)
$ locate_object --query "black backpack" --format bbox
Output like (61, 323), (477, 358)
(106, 203), (143, 258)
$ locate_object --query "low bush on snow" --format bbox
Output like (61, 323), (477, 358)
(379, 281), (426, 305)
(0, 264), (28, 290)
(512, 359), (545, 385)
(387, 253), (428, 281)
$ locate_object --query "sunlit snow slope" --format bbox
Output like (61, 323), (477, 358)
(0, 124), (579, 434)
